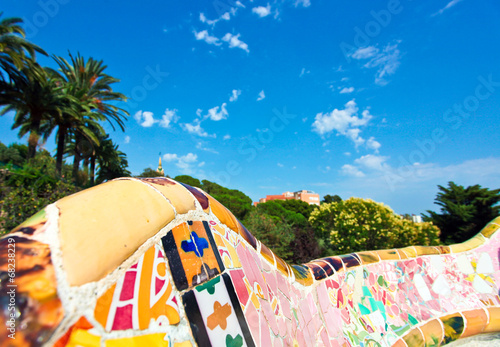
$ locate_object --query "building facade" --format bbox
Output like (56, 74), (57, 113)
(255, 190), (320, 206)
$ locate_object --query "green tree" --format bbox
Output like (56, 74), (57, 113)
(310, 197), (440, 255)
(138, 168), (164, 178)
(95, 136), (130, 183)
(51, 53), (128, 176)
(0, 62), (68, 160)
(0, 13), (45, 82)
(244, 209), (295, 261)
(174, 175), (201, 187)
(322, 194), (342, 204)
(423, 182), (500, 244)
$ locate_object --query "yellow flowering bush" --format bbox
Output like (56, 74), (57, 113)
(309, 197), (440, 255)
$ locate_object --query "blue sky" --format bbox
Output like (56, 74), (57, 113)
(1, 0), (500, 215)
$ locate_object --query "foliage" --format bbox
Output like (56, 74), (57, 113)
(255, 200), (308, 227)
(138, 168), (164, 178)
(309, 197), (440, 255)
(269, 199), (317, 220)
(0, 163), (78, 233)
(95, 136), (130, 183)
(322, 194), (342, 204)
(174, 175), (201, 187)
(244, 209), (295, 261)
(424, 182), (500, 244)
(0, 142), (25, 166)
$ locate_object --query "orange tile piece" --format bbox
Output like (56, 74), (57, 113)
(94, 284), (116, 328)
(450, 234), (486, 253)
(400, 246), (417, 258)
(480, 217), (500, 238)
(484, 307), (500, 333)
(207, 301), (232, 330)
(57, 179), (175, 285)
(207, 194), (239, 233)
(260, 243), (276, 267)
(414, 246), (441, 256)
(461, 308), (488, 338)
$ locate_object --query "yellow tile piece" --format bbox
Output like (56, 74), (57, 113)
(174, 342), (193, 347)
(57, 179), (175, 286)
(207, 194), (239, 233)
(400, 246), (417, 258)
(66, 329), (101, 347)
(140, 178), (196, 214)
(484, 307), (500, 333)
(356, 251), (380, 265)
(419, 319), (444, 346)
(414, 246), (441, 256)
(402, 327), (424, 346)
(450, 234), (486, 253)
(480, 218), (500, 238)
(376, 249), (400, 261)
(106, 333), (169, 347)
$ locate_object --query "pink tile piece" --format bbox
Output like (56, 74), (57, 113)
(260, 298), (279, 335)
(278, 292), (292, 320)
(112, 304), (133, 330)
(229, 269), (250, 306)
(237, 243), (269, 300)
(244, 299), (260, 343)
(320, 328), (332, 347)
(260, 312), (273, 347)
(119, 271), (136, 301)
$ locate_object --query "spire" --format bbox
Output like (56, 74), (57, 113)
(157, 152), (164, 176)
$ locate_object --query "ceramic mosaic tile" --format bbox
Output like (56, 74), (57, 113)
(2, 178), (500, 346)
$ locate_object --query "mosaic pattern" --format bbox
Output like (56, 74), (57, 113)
(1, 176), (500, 346)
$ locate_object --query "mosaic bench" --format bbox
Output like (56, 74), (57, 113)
(1, 177), (500, 347)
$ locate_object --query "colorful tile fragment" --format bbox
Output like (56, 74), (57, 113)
(1, 177), (500, 347)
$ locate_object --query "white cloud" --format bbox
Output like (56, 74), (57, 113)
(350, 42), (402, 85)
(311, 100), (372, 148)
(433, 0), (463, 16)
(223, 134), (231, 140)
(339, 87), (354, 94)
(229, 89), (241, 102)
(257, 90), (266, 101)
(222, 33), (249, 52)
(351, 46), (379, 59)
(299, 68), (310, 77)
(206, 103), (228, 121)
(354, 154), (389, 171)
(367, 137), (381, 152)
(134, 110), (158, 127)
(199, 9), (234, 26)
(163, 153), (200, 174)
(196, 142), (219, 154)
(124, 135), (130, 144)
(159, 108), (179, 128)
(193, 30), (221, 45)
(341, 164), (365, 178)
(295, 0), (311, 7)
(252, 4), (271, 17)
(198, 161), (206, 167)
(277, 163), (284, 167)
(182, 119), (215, 138)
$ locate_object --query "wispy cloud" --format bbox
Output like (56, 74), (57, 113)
(159, 108), (179, 128)
(257, 90), (266, 101)
(124, 135), (130, 144)
(299, 67), (310, 77)
(432, 0), (464, 16)
(350, 42), (402, 85)
(222, 33), (249, 52)
(206, 103), (228, 121)
(295, 0), (311, 7)
(229, 89), (241, 102)
(339, 87), (354, 94)
(341, 164), (365, 178)
(182, 119), (215, 138)
(223, 134), (231, 140)
(134, 110), (157, 127)
(199, 6), (237, 26)
(311, 99), (374, 148)
(193, 30), (221, 45)
(252, 4), (272, 17)
(196, 142), (219, 154)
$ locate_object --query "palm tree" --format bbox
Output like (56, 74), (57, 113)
(50, 53), (129, 177)
(96, 135), (131, 183)
(0, 13), (46, 82)
(0, 61), (68, 160)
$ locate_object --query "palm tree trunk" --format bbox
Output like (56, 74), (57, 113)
(55, 126), (67, 176)
(27, 117), (41, 161)
(72, 133), (81, 184)
(90, 155), (96, 186)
